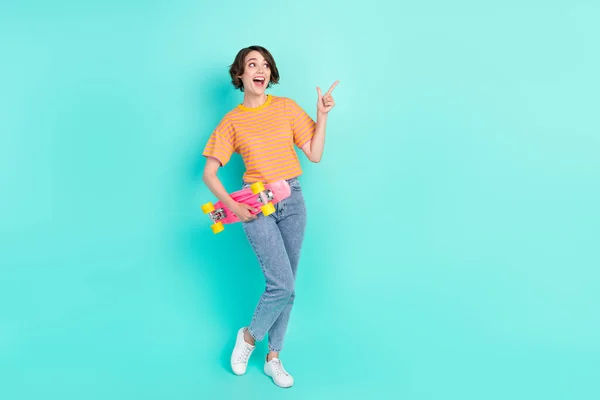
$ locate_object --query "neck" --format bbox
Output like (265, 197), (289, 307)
(242, 92), (268, 109)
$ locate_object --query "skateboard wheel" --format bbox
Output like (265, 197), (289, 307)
(261, 203), (275, 216)
(211, 222), (224, 234)
(201, 202), (215, 214)
(250, 182), (265, 194)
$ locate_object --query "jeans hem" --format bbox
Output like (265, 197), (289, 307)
(247, 327), (260, 342)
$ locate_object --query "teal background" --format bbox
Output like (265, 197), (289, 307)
(1, 1), (599, 399)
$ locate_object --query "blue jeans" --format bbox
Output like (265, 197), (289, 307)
(241, 177), (307, 352)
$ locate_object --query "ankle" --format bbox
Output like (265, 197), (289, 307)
(267, 352), (279, 362)
(243, 328), (255, 345)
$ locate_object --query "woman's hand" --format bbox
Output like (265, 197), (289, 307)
(231, 202), (258, 222)
(317, 80), (339, 114)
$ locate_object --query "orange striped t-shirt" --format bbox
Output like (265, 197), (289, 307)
(202, 95), (316, 183)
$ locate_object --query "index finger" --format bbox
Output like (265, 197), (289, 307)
(326, 80), (340, 95)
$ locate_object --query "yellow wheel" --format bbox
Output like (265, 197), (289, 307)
(250, 182), (265, 194)
(261, 202), (275, 216)
(201, 202), (215, 214)
(211, 222), (224, 234)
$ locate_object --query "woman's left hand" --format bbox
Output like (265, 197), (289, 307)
(317, 80), (339, 114)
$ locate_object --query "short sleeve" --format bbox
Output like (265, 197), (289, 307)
(202, 118), (235, 167)
(288, 99), (316, 148)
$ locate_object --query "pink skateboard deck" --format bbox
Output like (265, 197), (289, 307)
(201, 180), (291, 234)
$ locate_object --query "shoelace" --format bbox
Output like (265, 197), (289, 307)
(237, 344), (252, 363)
(272, 360), (289, 377)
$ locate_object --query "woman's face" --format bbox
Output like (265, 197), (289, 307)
(239, 50), (271, 95)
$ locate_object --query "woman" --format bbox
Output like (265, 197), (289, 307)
(202, 45), (338, 388)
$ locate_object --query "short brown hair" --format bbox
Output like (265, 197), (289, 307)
(229, 46), (280, 92)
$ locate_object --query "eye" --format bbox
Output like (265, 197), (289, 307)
(264, 64), (270, 69)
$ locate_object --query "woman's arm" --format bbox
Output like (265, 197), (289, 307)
(301, 80), (339, 163)
(202, 157), (257, 221)
(302, 113), (327, 163)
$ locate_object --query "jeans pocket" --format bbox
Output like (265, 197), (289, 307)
(288, 179), (302, 192)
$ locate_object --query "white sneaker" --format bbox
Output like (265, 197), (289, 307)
(264, 357), (294, 388)
(230, 327), (255, 375)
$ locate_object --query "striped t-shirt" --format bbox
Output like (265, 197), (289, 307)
(203, 94), (316, 183)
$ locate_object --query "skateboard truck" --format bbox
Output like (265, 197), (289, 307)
(256, 190), (274, 203)
(200, 203), (226, 234)
(250, 181), (276, 216)
(208, 208), (226, 222)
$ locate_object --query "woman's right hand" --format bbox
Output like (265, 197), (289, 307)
(231, 202), (258, 222)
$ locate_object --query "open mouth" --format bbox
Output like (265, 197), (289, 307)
(252, 76), (266, 87)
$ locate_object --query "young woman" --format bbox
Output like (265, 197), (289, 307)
(202, 45), (338, 388)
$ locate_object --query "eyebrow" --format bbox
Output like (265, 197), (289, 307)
(246, 58), (268, 64)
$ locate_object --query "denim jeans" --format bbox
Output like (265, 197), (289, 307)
(241, 177), (306, 352)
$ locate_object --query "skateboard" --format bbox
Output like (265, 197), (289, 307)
(201, 180), (291, 234)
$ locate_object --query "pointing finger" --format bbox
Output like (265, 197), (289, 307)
(326, 80), (340, 94)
